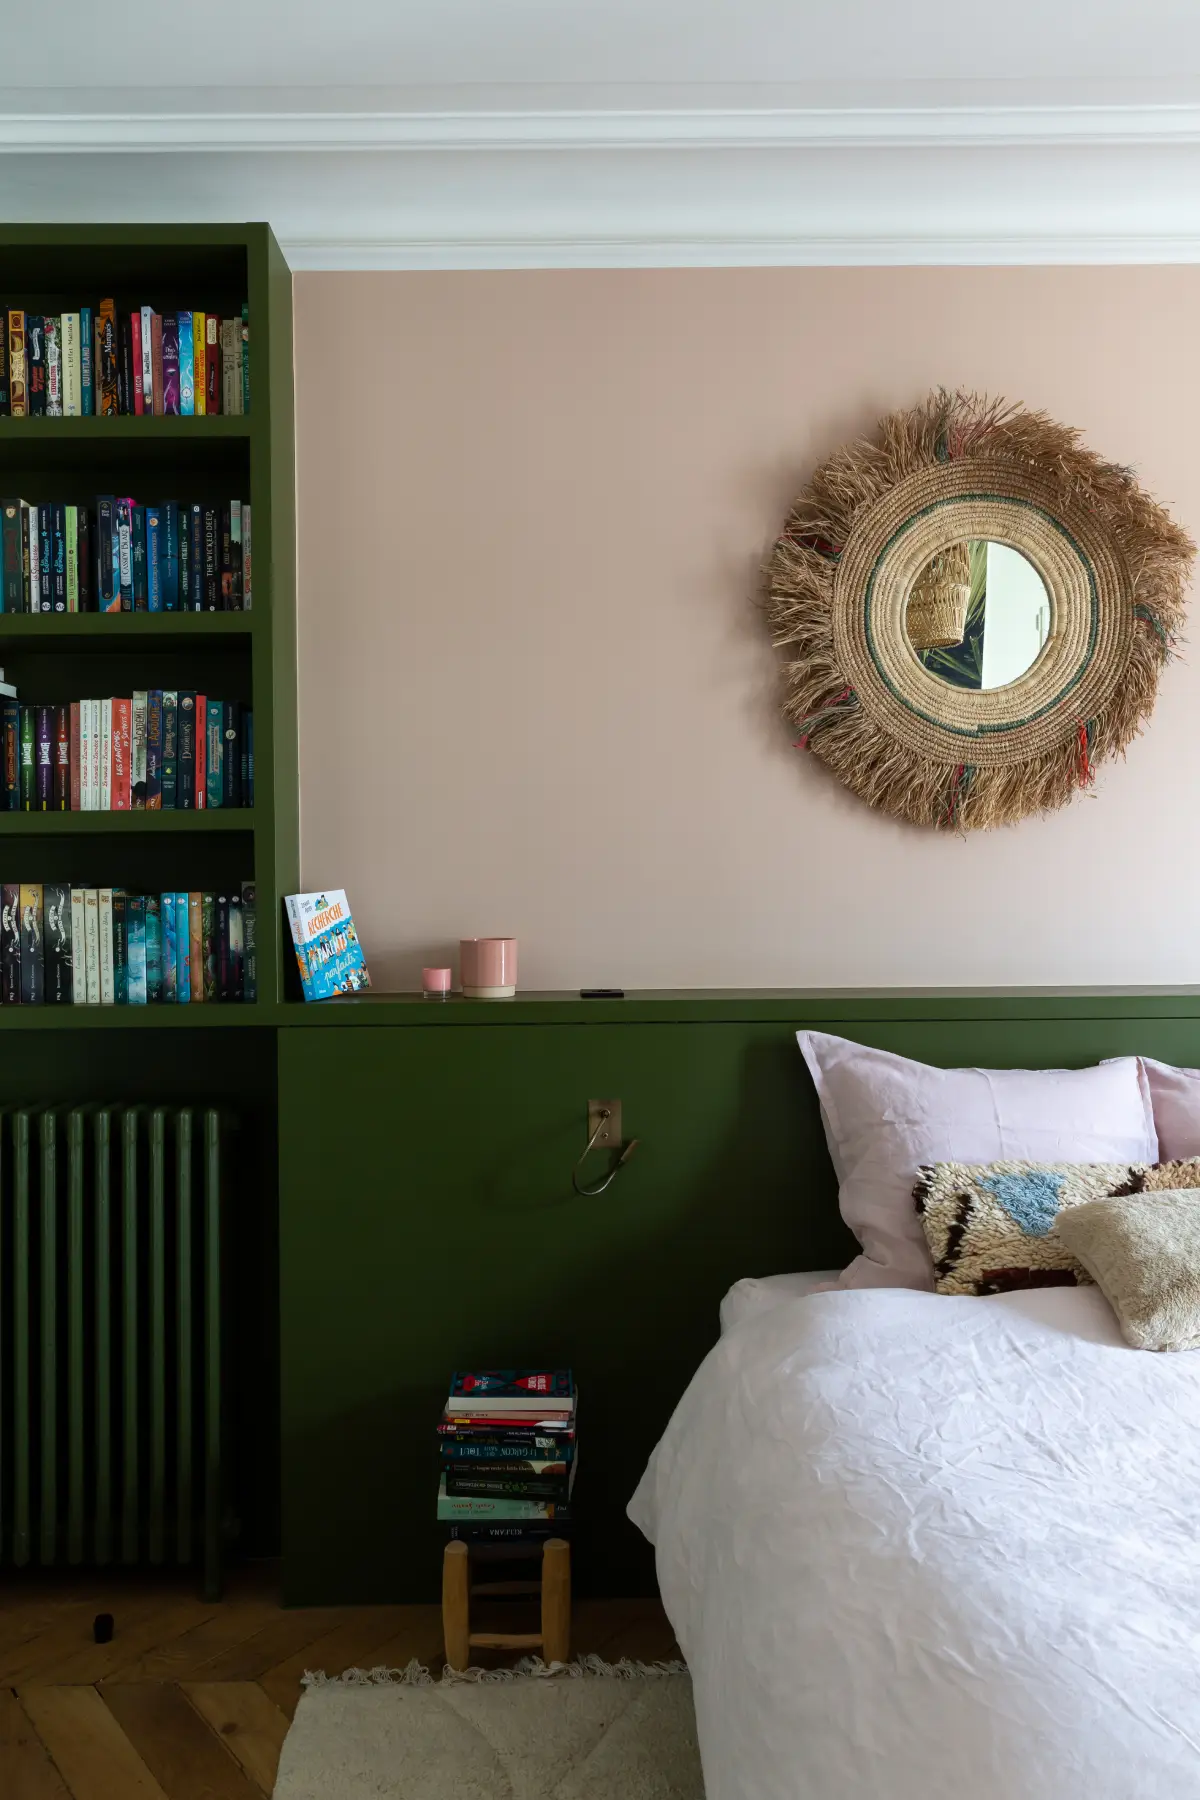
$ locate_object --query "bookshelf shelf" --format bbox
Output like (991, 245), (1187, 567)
(0, 416), (252, 443)
(0, 809), (257, 835)
(0, 1003), (271, 1028)
(0, 613), (254, 644)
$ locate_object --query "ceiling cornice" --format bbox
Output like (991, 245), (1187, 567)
(5, 101), (1200, 154)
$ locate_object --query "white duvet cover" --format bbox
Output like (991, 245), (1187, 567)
(629, 1287), (1200, 1800)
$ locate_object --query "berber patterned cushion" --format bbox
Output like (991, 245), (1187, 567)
(913, 1157), (1200, 1296)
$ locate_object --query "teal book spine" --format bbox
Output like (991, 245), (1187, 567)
(126, 896), (147, 1005)
(205, 700), (223, 808)
(175, 891), (191, 1001)
(144, 895), (162, 1002)
(161, 893), (177, 1002)
(80, 306), (93, 415)
(177, 312), (194, 416)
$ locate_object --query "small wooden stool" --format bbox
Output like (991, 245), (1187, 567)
(442, 1537), (571, 1672)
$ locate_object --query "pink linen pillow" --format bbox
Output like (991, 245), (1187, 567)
(796, 1032), (1159, 1291)
(1130, 1059), (1200, 1161)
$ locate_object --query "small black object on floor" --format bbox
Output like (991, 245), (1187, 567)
(93, 1612), (114, 1643)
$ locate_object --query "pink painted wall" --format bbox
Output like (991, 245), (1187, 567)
(293, 268), (1200, 991)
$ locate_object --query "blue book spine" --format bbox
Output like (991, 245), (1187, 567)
(188, 504), (203, 610)
(177, 314), (194, 416)
(145, 507), (162, 611)
(145, 895), (162, 1001)
(126, 896), (147, 1004)
(131, 506), (148, 611)
(162, 893), (177, 1002)
(206, 701), (223, 809)
(146, 691), (163, 807)
(175, 892), (191, 1001)
(221, 702), (240, 808)
(163, 502), (179, 610)
(80, 307), (94, 415)
(116, 498), (133, 611)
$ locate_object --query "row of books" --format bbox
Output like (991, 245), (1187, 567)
(0, 496), (251, 612)
(1, 695), (253, 812)
(0, 882), (256, 1006)
(1, 305), (249, 417)
(436, 1369), (577, 1536)
(285, 889), (370, 1000)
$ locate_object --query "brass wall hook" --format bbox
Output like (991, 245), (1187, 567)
(572, 1108), (639, 1197)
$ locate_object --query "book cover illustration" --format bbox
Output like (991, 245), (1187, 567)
(1, 884), (20, 1003)
(44, 884), (72, 1005)
(285, 890), (371, 1001)
(20, 883), (43, 1005)
(449, 1371), (574, 1404)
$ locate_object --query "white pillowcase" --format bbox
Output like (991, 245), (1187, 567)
(1126, 1058), (1200, 1161)
(796, 1032), (1159, 1290)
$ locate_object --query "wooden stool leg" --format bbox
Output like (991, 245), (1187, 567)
(442, 1541), (471, 1672)
(540, 1537), (571, 1666)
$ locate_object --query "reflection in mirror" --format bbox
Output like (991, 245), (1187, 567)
(906, 541), (1050, 690)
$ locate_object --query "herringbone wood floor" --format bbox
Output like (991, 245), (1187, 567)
(0, 1566), (681, 1797)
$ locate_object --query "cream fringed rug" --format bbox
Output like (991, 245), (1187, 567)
(272, 1657), (704, 1800)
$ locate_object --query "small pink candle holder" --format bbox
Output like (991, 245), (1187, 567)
(422, 966), (453, 1000)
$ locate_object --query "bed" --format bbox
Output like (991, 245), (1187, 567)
(629, 1281), (1200, 1799)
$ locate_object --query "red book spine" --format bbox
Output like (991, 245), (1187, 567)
(53, 703), (70, 810)
(111, 698), (132, 811)
(195, 693), (206, 807)
(131, 309), (144, 414)
(69, 702), (81, 811)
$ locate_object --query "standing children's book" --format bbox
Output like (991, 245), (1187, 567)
(285, 890), (371, 1001)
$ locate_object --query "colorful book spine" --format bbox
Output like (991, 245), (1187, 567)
(83, 889), (100, 1003)
(111, 697), (132, 811)
(80, 305), (93, 415)
(145, 506), (162, 611)
(35, 705), (53, 810)
(130, 309), (144, 414)
(0, 884), (19, 1002)
(205, 314), (220, 413)
(1, 700), (18, 809)
(241, 305), (250, 413)
(151, 312), (164, 415)
(146, 690), (163, 808)
(162, 893), (177, 1002)
(27, 317), (46, 415)
(140, 307), (153, 414)
(79, 699), (92, 811)
(112, 892), (128, 1005)
(145, 895), (162, 1002)
(175, 891), (191, 1001)
(161, 690), (178, 808)
(189, 892), (203, 1002)
(99, 698), (112, 812)
(116, 498), (134, 610)
(162, 502), (180, 610)
(69, 702), (81, 811)
(19, 883), (44, 1004)
(98, 301), (118, 415)
(131, 506), (148, 610)
(131, 692), (147, 809)
(65, 504), (78, 611)
(37, 504), (51, 611)
(221, 702), (239, 807)
(195, 691), (206, 807)
(8, 312), (26, 416)
(44, 316), (62, 416)
(177, 693), (196, 808)
(206, 700), (223, 808)
(188, 504), (203, 610)
(26, 502), (38, 614)
(78, 508), (92, 612)
(70, 890), (86, 1004)
(44, 883), (72, 1004)
(126, 895), (147, 1004)
(161, 313), (180, 415)
(19, 705), (34, 809)
(202, 893), (217, 1000)
(0, 499), (22, 611)
(241, 881), (256, 1002)
(216, 894), (230, 999)
(62, 312), (81, 416)
(53, 703), (69, 810)
(203, 505), (219, 609)
(178, 312), (194, 416)
(51, 502), (66, 611)
(228, 892), (244, 999)
(96, 497), (118, 612)
(242, 504), (251, 610)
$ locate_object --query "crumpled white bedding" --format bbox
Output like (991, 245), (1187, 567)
(629, 1286), (1200, 1800)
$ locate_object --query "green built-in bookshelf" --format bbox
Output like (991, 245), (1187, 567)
(0, 224), (297, 1023)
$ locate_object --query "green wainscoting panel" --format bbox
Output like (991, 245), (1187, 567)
(278, 996), (1200, 1605)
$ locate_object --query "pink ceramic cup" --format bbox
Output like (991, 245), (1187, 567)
(460, 937), (518, 999)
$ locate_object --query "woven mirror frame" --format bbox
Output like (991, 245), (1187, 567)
(767, 391), (1195, 830)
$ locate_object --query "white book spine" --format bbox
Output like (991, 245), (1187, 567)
(100, 697), (112, 812)
(132, 692), (147, 808)
(70, 890), (86, 1003)
(79, 700), (92, 811)
(242, 504), (251, 610)
(26, 504), (38, 614)
(140, 307), (153, 413)
(90, 699), (101, 811)
(83, 889), (100, 1004)
(62, 313), (81, 416)
(98, 889), (115, 1004)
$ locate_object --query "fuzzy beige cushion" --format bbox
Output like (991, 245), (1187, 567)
(1057, 1189), (1200, 1350)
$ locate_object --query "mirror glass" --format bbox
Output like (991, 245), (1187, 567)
(905, 540), (1050, 690)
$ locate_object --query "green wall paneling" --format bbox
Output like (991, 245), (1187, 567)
(277, 995), (1200, 1604)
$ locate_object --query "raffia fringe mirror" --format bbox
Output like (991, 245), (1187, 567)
(767, 391), (1195, 829)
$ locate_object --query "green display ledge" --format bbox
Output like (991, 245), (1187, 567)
(0, 614), (253, 639)
(0, 416), (251, 443)
(0, 809), (256, 833)
(5, 987), (1200, 1029)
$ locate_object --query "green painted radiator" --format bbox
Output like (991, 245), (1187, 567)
(1, 1107), (224, 1599)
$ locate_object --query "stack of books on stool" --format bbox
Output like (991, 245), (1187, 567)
(437, 1368), (576, 1548)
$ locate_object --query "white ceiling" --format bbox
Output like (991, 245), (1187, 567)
(6, 1), (1200, 266)
(6, 0), (1200, 95)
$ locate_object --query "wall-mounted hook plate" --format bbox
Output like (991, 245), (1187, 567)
(587, 1100), (621, 1148)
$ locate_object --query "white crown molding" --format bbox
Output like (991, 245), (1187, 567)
(7, 101), (1200, 155)
(9, 87), (1200, 269)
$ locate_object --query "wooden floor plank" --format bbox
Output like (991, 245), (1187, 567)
(19, 1687), (168, 1800)
(182, 1683), (290, 1797)
(101, 1685), (262, 1800)
(23, 1597), (221, 1688)
(0, 1689), (73, 1800)
(188, 1607), (355, 1684)
(256, 1605), (416, 1715)
(0, 1594), (169, 1686)
(106, 1600), (283, 1683)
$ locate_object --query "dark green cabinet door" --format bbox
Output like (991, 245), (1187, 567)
(278, 1020), (848, 1603)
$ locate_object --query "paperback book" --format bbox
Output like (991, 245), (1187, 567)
(285, 890), (370, 1000)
